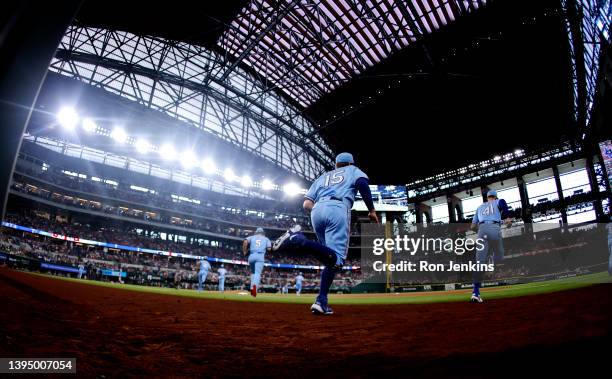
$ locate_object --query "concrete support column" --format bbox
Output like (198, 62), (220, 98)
(414, 202), (432, 224)
(516, 176), (531, 222)
(414, 203), (422, 224)
(516, 176), (533, 235)
(552, 165), (568, 224)
(446, 194), (462, 223)
(0, 0), (81, 219)
(585, 154), (604, 220)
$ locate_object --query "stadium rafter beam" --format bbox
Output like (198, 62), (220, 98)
(561, 0), (611, 131)
(219, 0), (488, 107)
(394, 0), (435, 65)
(49, 26), (335, 180)
(54, 49), (315, 150)
(224, 11), (337, 95)
(219, 0), (301, 82)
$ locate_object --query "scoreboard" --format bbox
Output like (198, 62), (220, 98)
(354, 185), (408, 212)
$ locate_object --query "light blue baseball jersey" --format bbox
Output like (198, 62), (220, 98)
(295, 274), (304, 285)
(199, 259), (211, 273)
(246, 235), (271, 255)
(218, 267), (227, 278)
(472, 199), (504, 224)
(305, 165), (368, 209)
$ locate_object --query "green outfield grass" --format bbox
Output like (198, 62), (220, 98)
(21, 270), (612, 305)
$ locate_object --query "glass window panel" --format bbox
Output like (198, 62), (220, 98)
(150, 165), (170, 180)
(526, 178), (559, 205)
(173, 171), (191, 185)
(532, 213), (562, 224)
(559, 169), (591, 197)
(81, 149), (105, 163)
(431, 203), (449, 223)
(65, 146), (82, 158)
(128, 160), (149, 175)
(461, 195), (482, 218)
(105, 154), (126, 168)
(566, 209), (596, 223)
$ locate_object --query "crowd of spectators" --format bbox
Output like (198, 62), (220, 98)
(3, 211), (360, 266)
(12, 167), (312, 231)
(2, 212), (606, 291)
(11, 181), (268, 239)
(1, 212), (361, 291)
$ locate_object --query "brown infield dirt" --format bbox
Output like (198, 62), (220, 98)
(1, 267), (611, 379)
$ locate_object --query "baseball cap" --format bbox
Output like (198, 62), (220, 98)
(336, 152), (354, 164)
(256, 227), (264, 234)
(486, 190), (498, 198)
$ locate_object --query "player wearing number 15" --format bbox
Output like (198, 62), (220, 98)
(243, 227), (271, 297)
(273, 152), (378, 315)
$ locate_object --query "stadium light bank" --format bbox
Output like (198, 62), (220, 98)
(55, 108), (310, 195)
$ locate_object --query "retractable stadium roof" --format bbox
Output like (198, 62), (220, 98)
(219, 0), (488, 107)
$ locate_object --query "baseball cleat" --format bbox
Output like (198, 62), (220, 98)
(250, 285), (257, 298)
(310, 302), (334, 315)
(470, 294), (483, 303)
(272, 225), (302, 251)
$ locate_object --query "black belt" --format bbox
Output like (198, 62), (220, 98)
(479, 221), (500, 224)
(319, 196), (342, 202)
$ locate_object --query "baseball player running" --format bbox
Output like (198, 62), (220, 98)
(218, 264), (227, 292)
(243, 227), (271, 297)
(273, 152), (378, 315)
(197, 257), (211, 292)
(294, 272), (304, 296)
(470, 189), (512, 302)
(77, 262), (85, 279)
